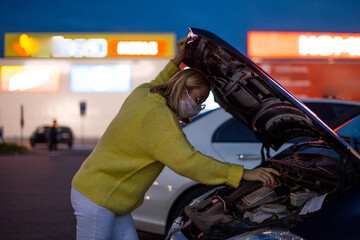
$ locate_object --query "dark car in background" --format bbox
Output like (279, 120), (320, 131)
(165, 28), (360, 240)
(30, 125), (73, 149)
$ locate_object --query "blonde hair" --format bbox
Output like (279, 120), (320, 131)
(150, 69), (210, 122)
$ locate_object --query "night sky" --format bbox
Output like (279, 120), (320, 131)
(1, 0), (360, 56)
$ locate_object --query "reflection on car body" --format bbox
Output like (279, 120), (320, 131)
(165, 27), (360, 240)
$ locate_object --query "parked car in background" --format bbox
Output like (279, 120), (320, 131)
(132, 32), (360, 236)
(30, 125), (73, 149)
(165, 27), (360, 240)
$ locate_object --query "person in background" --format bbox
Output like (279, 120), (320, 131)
(0, 125), (4, 143)
(48, 119), (58, 155)
(70, 36), (280, 240)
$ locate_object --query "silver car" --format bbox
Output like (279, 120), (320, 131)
(133, 27), (360, 236)
(165, 27), (360, 240)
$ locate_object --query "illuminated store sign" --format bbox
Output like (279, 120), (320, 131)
(70, 65), (131, 93)
(248, 31), (360, 59)
(108, 39), (167, 57)
(0, 66), (60, 92)
(51, 36), (108, 58)
(5, 33), (175, 58)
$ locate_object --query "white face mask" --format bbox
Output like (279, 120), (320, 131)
(178, 87), (202, 119)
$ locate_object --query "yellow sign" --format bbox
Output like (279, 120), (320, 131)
(5, 33), (175, 58)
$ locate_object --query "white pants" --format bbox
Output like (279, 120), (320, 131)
(71, 187), (139, 240)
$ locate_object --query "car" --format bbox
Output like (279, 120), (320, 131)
(168, 110), (360, 240)
(132, 35), (360, 236)
(30, 125), (74, 149)
(184, 98), (360, 168)
(165, 27), (360, 240)
(133, 99), (360, 236)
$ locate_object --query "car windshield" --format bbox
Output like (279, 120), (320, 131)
(335, 114), (360, 139)
(58, 127), (70, 133)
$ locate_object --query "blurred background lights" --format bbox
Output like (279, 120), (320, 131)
(18, 34), (37, 56)
(87, 66), (114, 92)
(52, 36), (108, 58)
(299, 35), (360, 56)
(86, 38), (108, 57)
(1, 65), (60, 92)
(117, 41), (158, 55)
(70, 64), (131, 93)
(9, 67), (51, 91)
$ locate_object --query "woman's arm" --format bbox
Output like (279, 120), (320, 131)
(140, 108), (279, 188)
(172, 37), (187, 66)
(149, 37), (187, 86)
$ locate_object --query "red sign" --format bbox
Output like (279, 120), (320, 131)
(248, 31), (360, 59)
(108, 39), (167, 57)
(257, 61), (360, 101)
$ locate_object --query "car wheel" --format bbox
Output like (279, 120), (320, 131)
(68, 143), (73, 149)
(166, 185), (214, 232)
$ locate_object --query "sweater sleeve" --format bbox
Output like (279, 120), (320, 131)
(154, 132), (244, 187)
(140, 107), (244, 188)
(149, 60), (181, 86)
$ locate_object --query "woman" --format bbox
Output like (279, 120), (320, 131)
(71, 37), (280, 240)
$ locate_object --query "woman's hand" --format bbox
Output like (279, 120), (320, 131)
(172, 37), (188, 66)
(243, 168), (281, 186)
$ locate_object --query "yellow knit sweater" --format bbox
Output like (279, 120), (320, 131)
(71, 60), (244, 216)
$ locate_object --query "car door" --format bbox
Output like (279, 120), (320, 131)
(211, 117), (286, 169)
(37, 126), (49, 142)
(211, 117), (263, 169)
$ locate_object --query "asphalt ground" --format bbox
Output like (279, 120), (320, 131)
(0, 143), (164, 240)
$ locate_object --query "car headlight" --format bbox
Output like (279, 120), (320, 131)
(227, 228), (303, 240)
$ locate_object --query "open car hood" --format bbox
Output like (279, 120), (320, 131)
(183, 27), (360, 160)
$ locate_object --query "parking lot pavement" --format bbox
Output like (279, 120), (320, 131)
(0, 144), (164, 240)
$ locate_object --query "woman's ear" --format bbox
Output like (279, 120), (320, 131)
(179, 87), (187, 101)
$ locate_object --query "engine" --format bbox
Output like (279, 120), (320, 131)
(179, 148), (341, 240)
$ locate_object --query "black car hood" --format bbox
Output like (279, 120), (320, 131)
(183, 27), (360, 160)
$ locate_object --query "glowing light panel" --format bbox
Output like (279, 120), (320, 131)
(108, 39), (167, 57)
(248, 31), (360, 59)
(51, 36), (108, 58)
(5, 33), (175, 58)
(299, 35), (360, 56)
(0, 66), (60, 92)
(70, 65), (131, 93)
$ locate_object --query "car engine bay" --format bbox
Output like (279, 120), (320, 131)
(178, 141), (358, 240)
(170, 27), (360, 240)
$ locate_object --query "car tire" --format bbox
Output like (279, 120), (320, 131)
(68, 143), (73, 149)
(166, 185), (214, 232)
